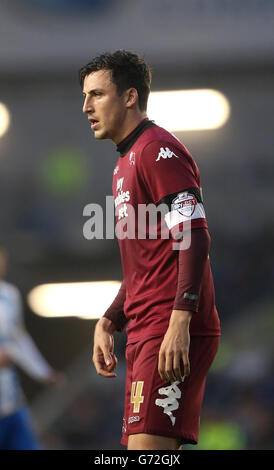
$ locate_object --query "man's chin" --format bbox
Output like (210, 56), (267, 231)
(93, 129), (108, 140)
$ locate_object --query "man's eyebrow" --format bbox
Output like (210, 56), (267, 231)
(82, 88), (104, 96)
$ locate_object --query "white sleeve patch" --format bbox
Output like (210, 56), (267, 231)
(164, 192), (206, 229)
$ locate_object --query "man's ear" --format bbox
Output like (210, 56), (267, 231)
(125, 88), (138, 108)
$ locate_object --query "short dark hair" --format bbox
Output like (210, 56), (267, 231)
(79, 50), (152, 112)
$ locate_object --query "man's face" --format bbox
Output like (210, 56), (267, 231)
(82, 69), (127, 143)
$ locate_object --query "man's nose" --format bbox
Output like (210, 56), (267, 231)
(83, 97), (93, 114)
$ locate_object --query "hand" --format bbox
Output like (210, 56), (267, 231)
(93, 317), (118, 378)
(158, 310), (192, 383)
(42, 371), (65, 388)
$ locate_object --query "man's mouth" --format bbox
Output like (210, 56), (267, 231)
(89, 119), (99, 130)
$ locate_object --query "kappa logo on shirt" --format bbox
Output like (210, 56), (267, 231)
(156, 147), (180, 162)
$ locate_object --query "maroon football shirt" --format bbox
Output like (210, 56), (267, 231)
(112, 120), (220, 343)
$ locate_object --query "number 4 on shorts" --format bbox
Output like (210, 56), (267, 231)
(131, 381), (144, 413)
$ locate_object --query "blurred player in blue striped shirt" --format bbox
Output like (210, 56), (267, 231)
(0, 244), (61, 450)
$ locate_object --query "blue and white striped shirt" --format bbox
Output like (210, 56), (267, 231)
(0, 281), (52, 417)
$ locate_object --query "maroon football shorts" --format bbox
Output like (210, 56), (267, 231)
(121, 334), (220, 447)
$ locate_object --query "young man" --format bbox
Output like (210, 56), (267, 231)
(80, 50), (221, 450)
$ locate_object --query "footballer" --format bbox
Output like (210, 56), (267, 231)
(79, 50), (221, 450)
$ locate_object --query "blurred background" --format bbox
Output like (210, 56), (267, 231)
(0, 0), (274, 450)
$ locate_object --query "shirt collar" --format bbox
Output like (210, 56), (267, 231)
(116, 118), (155, 156)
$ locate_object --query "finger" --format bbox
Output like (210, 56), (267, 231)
(165, 352), (177, 383)
(182, 350), (190, 377)
(93, 349), (116, 378)
(99, 370), (117, 378)
(106, 353), (118, 372)
(158, 349), (167, 382)
(95, 359), (117, 378)
(103, 343), (114, 368)
(93, 349), (111, 371)
(173, 354), (183, 382)
(109, 335), (114, 354)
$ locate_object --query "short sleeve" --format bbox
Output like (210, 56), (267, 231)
(139, 140), (207, 231)
(139, 140), (199, 204)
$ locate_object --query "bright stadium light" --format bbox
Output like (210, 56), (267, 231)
(28, 281), (121, 319)
(0, 102), (11, 138)
(148, 89), (230, 131)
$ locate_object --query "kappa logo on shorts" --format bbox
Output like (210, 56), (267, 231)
(155, 379), (184, 426)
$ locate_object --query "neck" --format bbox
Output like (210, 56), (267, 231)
(113, 111), (147, 145)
